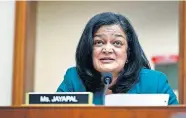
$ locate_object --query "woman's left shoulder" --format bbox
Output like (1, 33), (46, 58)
(139, 68), (168, 85)
(140, 68), (166, 76)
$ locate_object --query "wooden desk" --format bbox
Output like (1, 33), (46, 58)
(0, 106), (186, 118)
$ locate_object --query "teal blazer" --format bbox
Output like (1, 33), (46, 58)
(57, 67), (178, 105)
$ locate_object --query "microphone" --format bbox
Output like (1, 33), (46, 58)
(102, 72), (113, 105)
(103, 72), (112, 85)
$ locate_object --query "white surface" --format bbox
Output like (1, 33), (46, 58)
(105, 94), (169, 106)
(0, 1), (15, 106)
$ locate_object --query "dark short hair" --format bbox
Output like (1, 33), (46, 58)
(76, 12), (150, 93)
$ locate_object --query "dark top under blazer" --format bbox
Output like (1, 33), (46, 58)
(57, 67), (178, 105)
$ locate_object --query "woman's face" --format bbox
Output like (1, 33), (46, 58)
(93, 24), (128, 76)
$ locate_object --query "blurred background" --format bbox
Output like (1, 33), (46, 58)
(0, 1), (182, 106)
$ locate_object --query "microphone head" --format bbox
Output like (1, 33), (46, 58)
(102, 72), (113, 85)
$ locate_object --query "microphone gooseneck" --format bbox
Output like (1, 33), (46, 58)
(102, 72), (113, 105)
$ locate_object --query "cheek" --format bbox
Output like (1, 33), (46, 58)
(116, 49), (128, 63)
(93, 48), (101, 64)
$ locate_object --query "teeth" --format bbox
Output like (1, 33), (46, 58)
(100, 59), (113, 60)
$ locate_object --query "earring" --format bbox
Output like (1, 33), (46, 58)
(126, 60), (128, 63)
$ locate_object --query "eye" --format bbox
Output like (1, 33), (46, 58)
(113, 41), (123, 47)
(94, 40), (104, 46)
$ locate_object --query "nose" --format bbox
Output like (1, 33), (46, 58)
(102, 44), (113, 54)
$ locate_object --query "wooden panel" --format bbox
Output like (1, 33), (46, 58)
(0, 106), (186, 118)
(0, 108), (26, 118)
(24, 1), (37, 97)
(26, 107), (168, 118)
(179, 1), (186, 104)
(12, 1), (27, 106)
(12, 1), (37, 106)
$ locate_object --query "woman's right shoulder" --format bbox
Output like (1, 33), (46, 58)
(58, 66), (86, 92)
(65, 67), (77, 75)
(64, 66), (79, 81)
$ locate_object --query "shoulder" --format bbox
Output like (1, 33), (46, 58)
(138, 68), (168, 92)
(57, 67), (86, 92)
(140, 68), (165, 76)
(139, 68), (167, 82)
(64, 66), (81, 84)
(65, 66), (77, 73)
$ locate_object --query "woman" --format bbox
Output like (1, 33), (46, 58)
(57, 12), (178, 105)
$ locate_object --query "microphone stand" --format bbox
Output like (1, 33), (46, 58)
(103, 79), (110, 105)
(102, 72), (112, 105)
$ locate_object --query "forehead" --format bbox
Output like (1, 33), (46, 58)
(95, 24), (125, 34)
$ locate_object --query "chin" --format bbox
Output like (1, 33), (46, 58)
(94, 64), (119, 73)
(100, 67), (116, 72)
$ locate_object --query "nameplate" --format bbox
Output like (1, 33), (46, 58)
(25, 92), (93, 105)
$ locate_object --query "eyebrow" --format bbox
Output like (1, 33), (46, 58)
(114, 34), (125, 38)
(94, 34), (125, 39)
(94, 34), (103, 38)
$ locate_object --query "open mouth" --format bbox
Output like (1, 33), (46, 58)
(100, 57), (115, 63)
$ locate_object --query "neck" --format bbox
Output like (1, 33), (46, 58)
(109, 72), (118, 87)
(112, 72), (119, 81)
